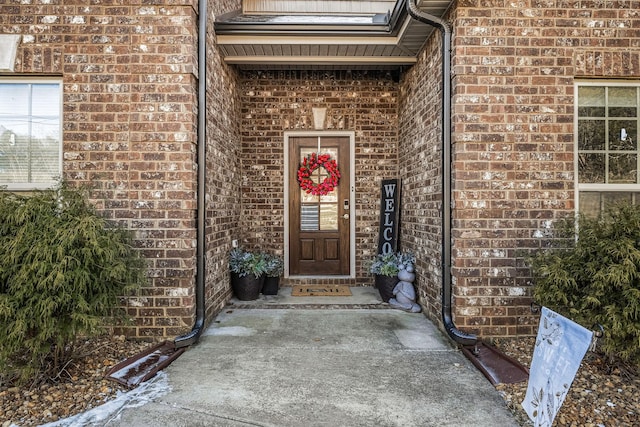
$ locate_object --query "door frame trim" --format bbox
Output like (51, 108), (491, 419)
(284, 131), (356, 279)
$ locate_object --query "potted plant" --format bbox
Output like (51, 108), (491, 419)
(262, 253), (284, 295)
(368, 251), (416, 302)
(229, 247), (267, 300)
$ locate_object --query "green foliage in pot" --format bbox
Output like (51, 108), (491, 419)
(528, 202), (640, 368)
(368, 251), (416, 277)
(229, 247), (267, 278)
(0, 182), (146, 385)
(264, 253), (284, 278)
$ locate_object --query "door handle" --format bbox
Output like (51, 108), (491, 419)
(342, 213), (349, 219)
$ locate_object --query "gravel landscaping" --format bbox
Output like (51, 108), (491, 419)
(0, 336), (148, 427)
(494, 337), (639, 427)
(1, 335), (638, 426)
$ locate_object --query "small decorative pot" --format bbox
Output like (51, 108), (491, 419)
(231, 272), (264, 301)
(375, 274), (400, 303)
(262, 276), (280, 295)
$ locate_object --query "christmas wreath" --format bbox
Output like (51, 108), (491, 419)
(297, 152), (341, 196)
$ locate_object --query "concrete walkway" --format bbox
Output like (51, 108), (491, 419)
(110, 287), (518, 426)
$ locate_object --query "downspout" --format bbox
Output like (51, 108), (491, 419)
(407, 0), (476, 346)
(174, 0), (207, 348)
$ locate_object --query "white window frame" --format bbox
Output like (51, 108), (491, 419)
(0, 77), (63, 191)
(574, 80), (640, 214)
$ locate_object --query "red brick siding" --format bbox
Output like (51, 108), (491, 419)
(399, 0), (640, 338)
(1, 2), (201, 339)
(239, 70), (399, 285)
(575, 49), (640, 77)
(203, 0), (243, 321)
(212, 0), (242, 17)
(4, 0), (638, 340)
(398, 34), (447, 328)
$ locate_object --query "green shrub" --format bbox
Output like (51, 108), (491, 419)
(528, 203), (640, 368)
(0, 182), (145, 385)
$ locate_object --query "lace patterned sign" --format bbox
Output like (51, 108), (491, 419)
(522, 307), (593, 427)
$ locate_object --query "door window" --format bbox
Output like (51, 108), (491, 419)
(299, 147), (339, 231)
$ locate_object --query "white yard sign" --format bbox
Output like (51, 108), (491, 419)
(522, 307), (593, 427)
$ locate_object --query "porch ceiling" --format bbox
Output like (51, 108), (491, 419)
(214, 0), (453, 70)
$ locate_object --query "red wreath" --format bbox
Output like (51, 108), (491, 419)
(297, 153), (341, 196)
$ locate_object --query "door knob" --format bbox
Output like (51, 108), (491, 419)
(342, 213), (349, 219)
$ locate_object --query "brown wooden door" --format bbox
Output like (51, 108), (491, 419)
(289, 136), (350, 275)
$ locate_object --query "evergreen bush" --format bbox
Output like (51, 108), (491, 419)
(0, 182), (145, 385)
(528, 203), (640, 368)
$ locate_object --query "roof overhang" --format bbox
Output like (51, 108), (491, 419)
(214, 0), (453, 70)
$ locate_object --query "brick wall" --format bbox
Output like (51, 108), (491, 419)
(239, 70), (399, 285)
(398, 34), (447, 328)
(1, 1), (201, 339)
(398, 0), (640, 338)
(203, 0), (242, 321)
(5, 0), (638, 340)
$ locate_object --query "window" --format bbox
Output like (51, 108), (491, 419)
(576, 82), (640, 217)
(0, 79), (62, 190)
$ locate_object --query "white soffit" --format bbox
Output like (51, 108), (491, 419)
(215, 0), (453, 69)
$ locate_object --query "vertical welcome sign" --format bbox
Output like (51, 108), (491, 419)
(378, 179), (401, 254)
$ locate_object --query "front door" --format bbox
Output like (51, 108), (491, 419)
(289, 136), (350, 275)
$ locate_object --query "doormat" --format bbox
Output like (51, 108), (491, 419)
(291, 285), (352, 296)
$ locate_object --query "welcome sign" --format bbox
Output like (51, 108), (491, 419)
(522, 307), (593, 427)
(378, 179), (400, 254)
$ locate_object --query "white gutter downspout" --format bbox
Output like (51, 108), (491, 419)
(175, 0), (207, 348)
(407, 0), (476, 346)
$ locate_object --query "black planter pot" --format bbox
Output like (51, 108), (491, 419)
(231, 272), (264, 301)
(262, 276), (280, 295)
(375, 274), (399, 303)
